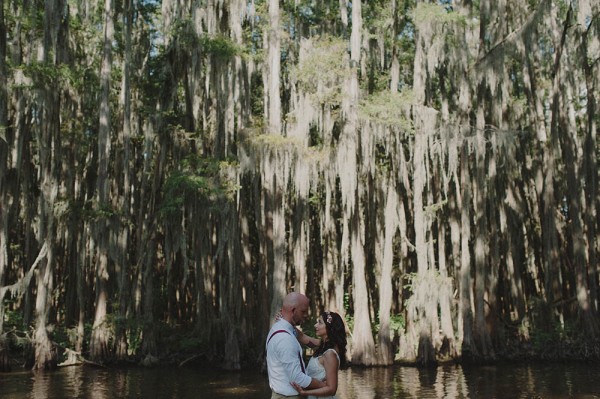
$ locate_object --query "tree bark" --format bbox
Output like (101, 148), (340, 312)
(0, 0), (8, 333)
(90, 0), (114, 363)
(264, 0), (287, 322)
(376, 181), (398, 365)
(558, 42), (599, 336)
(0, 0), (9, 371)
(472, 104), (493, 359)
(114, 0), (133, 360)
(580, 19), (598, 313)
(459, 144), (476, 360)
(32, 0), (65, 371)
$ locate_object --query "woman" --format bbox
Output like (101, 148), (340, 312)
(291, 311), (348, 398)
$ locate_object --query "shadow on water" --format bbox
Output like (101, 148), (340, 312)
(2, 362), (600, 398)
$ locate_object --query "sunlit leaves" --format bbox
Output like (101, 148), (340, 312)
(292, 35), (350, 106)
(359, 90), (415, 130)
(160, 155), (239, 218)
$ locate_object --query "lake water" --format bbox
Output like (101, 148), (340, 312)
(1, 362), (600, 398)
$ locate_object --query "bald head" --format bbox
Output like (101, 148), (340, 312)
(281, 292), (310, 326)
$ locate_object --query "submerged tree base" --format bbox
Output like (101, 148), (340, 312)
(2, 323), (600, 372)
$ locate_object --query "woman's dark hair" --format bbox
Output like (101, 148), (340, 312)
(312, 311), (348, 369)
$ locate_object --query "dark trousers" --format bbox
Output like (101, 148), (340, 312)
(271, 392), (301, 399)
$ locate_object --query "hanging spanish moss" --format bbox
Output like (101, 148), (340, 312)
(0, 0), (598, 372)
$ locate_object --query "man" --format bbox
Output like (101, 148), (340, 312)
(266, 292), (325, 398)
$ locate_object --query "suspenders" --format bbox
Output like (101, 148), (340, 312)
(267, 329), (306, 373)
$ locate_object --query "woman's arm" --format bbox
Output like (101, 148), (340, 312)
(291, 351), (339, 397)
(273, 309), (319, 349)
(295, 327), (320, 349)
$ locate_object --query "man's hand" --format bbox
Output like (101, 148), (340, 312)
(290, 382), (306, 395)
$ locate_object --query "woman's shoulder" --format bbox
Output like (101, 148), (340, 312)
(321, 348), (340, 362)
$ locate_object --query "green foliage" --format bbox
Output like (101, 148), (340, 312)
(343, 293), (354, 332)
(160, 155), (239, 218)
(359, 90), (415, 130)
(17, 62), (88, 89)
(177, 334), (205, 352)
(168, 19), (199, 55)
(413, 3), (466, 27)
(3, 307), (24, 332)
(169, 19), (243, 59)
(199, 35), (243, 59)
(424, 200), (448, 217)
(14, 7), (44, 36)
(50, 326), (71, 353)
(404, 270), (451, 294)
(84, 201), (119, 222)
(389, 313), (405, 333)
(160, 324), (210, 355)
(375, 312), (406, 335)
(250, 71), (265, 118)
(365, 1), (395, 34)
(113, 315), (144, 355)
(283, 0), (341, 33)
(345, 315), (354, 333)
(529, 320), (580, 358)
(307, 189), (323, 207)
(248, 133), (304, 152)
(292, 35), (350, 106)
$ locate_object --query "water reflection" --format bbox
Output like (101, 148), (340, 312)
(3, 362), (600, 398)
(30, 370), (50, 399)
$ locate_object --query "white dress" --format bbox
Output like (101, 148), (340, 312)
(305, 349), (339, 399)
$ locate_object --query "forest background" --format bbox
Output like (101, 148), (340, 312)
(0, 0), (599, 372)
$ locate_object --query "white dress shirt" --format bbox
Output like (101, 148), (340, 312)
(266, 319), (312, 396)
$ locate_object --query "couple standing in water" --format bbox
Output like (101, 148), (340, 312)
(265, 292), (348, 399)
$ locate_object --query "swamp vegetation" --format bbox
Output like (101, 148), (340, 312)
(0, 0), (599, 372)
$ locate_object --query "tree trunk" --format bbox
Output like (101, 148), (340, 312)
(501, 184), (527, 322)
(459, 144), (476, 360)
(0, 0), (9, 371)
(322, 171), (342, 313)
(220, 195), (242, 370)
(376, 181), (398, 365)
(114, 0), (133, 360)
(558, 51), (599, 336)
(437, 213), (457, 359)
(266, 0), (281, 136)
(32, 0), (65, 371)
(140, 127), (167, 362)
(350, 203), (376, 366)
(90, 0), (114, 363)
(472, 105), (493, 359)
(343, 0), (375, 367)
(0, 0), (7, 321)
(140, 236), (158, 361)
(580, 21), (598, 313)
(264, 0), (287, 321)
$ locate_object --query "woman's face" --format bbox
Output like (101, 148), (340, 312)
(315, 316), (328, 339)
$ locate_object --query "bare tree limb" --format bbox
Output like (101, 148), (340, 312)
(0, 243), (48, 301)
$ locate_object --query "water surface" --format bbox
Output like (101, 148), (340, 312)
(2, 362), (600, 398)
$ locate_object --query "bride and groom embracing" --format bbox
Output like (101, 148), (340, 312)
(266, 292), (348, 399)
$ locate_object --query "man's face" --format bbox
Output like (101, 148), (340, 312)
(292, 299), (310, 326)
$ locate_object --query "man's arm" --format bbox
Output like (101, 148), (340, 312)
(304, 377), (327, 389)
(293, 351), (339, 395)
(273, 337), (316, 389)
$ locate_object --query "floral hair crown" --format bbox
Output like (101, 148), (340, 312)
(325, 311), (333, 324)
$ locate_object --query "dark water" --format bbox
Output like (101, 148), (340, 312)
(2, 362), (600, 398)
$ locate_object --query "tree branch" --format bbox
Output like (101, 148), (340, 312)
(0, 243), (48, 301)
